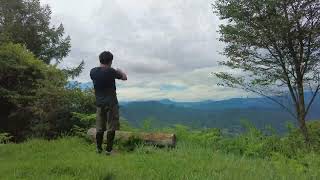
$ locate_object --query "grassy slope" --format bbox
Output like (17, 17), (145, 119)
(0, 137), (319, 180)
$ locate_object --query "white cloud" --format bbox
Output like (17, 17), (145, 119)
(40, 0), (250, 101)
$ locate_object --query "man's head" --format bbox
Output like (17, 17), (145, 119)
(99, 51), (113, 65)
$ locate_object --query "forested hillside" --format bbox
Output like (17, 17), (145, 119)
(120, 96), (320, 133)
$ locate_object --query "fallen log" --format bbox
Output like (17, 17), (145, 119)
(87, 128), (176, 148)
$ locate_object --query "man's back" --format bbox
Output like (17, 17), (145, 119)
(90, 67), (123, 107)
(90, 67), (122, 94)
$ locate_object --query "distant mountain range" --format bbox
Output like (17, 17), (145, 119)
(73, 81), (320, 133)
(119, 96), (320, 133)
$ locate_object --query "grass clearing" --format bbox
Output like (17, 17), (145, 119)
(1, 137), (319, 180)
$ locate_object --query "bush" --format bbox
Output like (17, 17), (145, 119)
(281, 121), (320, 154)
(0, 43), (96, 141)
(308, 121), (320, 151)
(0, 133), (12, 144)
(0, 43), (67, 140)
(213, 121), (320, 159)
(116, 136), (143, 152)
(168, 124), (222, 147)
(215, 126), (281, 158)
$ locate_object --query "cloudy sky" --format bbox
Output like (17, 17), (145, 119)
(40, 0), (249, 101)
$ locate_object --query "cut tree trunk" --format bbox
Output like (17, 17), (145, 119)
(87, 128), (176, 148)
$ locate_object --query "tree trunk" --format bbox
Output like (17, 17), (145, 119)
(87, 128), (176, 148)
(296, 77), (309, 143)
(298, 112), (309, 143)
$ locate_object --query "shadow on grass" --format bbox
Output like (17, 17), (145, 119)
(101, 173), (115, 180)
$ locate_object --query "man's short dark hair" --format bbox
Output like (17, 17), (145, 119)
(99, 51), (113, 65)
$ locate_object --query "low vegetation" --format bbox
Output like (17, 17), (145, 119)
(1, 121), (319, 180)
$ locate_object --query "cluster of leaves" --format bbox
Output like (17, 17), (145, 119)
(216, 125), (283, 158)
(0, 0), (70, 64)
(0, 133), (12, 144)
(162, 121), (320, 160)
(0, 0), (84, 78)
(214, 0), (320, 142)
(116, 136), (144, 152)
(159, 124), (222, 147)
(0, 43), (96, 141)
(0, 0), (92, 141)
(30, 86), (96, 139)
(0, 43), (64, 140)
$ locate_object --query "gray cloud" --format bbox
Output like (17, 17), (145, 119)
(41, 0), (248, 101)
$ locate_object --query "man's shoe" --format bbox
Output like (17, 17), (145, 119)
(105, 150), (112, 156)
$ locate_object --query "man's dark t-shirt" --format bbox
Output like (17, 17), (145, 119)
(90, 67), (122, 107)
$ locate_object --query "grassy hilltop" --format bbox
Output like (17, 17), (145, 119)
(0, 138), (319, 180)
(1, 122), (320, 180)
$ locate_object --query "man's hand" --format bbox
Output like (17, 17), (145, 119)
(116, 68), (128, 81)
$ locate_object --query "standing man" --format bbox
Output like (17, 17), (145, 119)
(90, 51), (127, 155)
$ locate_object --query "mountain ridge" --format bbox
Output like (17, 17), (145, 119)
(73, 81), (320, 132)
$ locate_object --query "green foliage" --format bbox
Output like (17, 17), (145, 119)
(0, 133), (12, 144)
(62, 61), (85, 79)
(215, 124), (281, 158)
(0, 43), (95, 140)
(212, 121), (320, 159)
(141, 117), (155, 132)
(70, 125), (88, 139)
(214, 0), (320, 92)
(42, 87), (96, 137)
(71, 112), (96, 128)
(307, 121), (320, 150)
(33, 88), (95, 138)
(283, 121), (320, 153)
(119, 118), (136, 131)
(214, 0), (320, 142)
(172, 124), (190, 141)
(162, 121), (320, 160)
(0, 43), (67, 140)
(0, 0), (71, 64)
(116, 136), (143, 152)
(162, 124), (222, 147)
(69, 112), (95, 138)
(0, 0), (88, 140)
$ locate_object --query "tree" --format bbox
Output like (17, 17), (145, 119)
(0, 0), (84, 78)
(214, 0), (320, 142)
(0, 0), (70, 64)
(0, 43), (95, 140)
(0, 43), (67, 140)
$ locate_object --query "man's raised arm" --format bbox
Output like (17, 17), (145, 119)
(116, 68), (128, 81)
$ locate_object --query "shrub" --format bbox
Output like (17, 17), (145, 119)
(0, 133), (12, 144)
(170, 124), (222, 147)
(282, 121), (320, 154)
(0, 43), (67, 140)
(213, 121), (320, 159)
(116, 136), (143, 152)
(0, 43), (96, 141)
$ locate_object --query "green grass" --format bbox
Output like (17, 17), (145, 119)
(0, 137), (319, 180)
